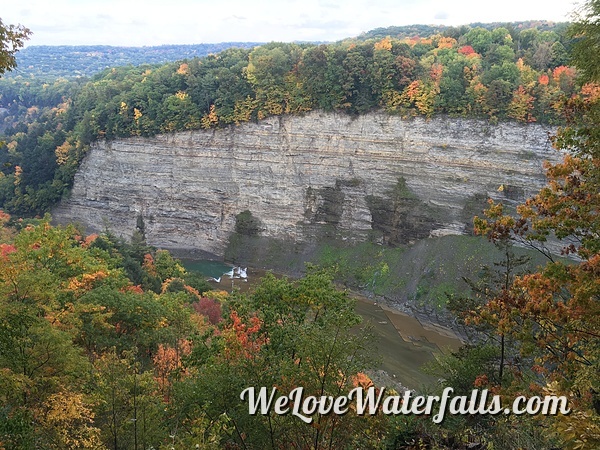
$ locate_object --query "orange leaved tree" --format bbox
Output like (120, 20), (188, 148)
(470, 3), (600, 445)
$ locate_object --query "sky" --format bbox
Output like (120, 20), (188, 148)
(3, 0), (581, 47)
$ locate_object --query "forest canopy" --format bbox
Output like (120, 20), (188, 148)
(0, 21), (580, 217)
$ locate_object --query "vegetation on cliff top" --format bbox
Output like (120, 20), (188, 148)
(0, 20), (583, 217)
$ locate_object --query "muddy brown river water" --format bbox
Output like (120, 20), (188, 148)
(183, 261), (463, 389)
(354, 297), (462, 388)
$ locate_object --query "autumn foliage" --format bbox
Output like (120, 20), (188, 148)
(0, 216), (384, 448)
(0, 21), (584, 218)
(191, 296), (222, 324)
(153, 339), (192, 401)
(471, 76), (600, 447)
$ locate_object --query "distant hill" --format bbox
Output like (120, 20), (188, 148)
(357, 20), (570, 41)
(9, 43), (264, 79)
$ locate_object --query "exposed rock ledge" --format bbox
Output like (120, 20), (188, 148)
(52, 111), (559, 255)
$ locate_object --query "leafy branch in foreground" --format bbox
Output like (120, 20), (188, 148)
(470, 55), (600, 450)
(0, 18), (30, 76)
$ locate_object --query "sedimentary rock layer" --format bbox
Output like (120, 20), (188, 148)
(53, 111), (559, 255)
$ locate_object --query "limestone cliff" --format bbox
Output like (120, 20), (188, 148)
(52, 111), (559, 256)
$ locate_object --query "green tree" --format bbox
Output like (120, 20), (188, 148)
(92, 349), (166, 450)
(170, 270), (384, 449)
(570, 0), (600, 82)
(468, 2), (600, 446)
(154, 249), (185, 281)
(0, 18), (30, 76)
(246, 43), (304, 118)
(461, 27), (493, 54)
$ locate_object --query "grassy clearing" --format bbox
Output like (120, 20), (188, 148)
(226, 232), (556, 311)
(315, 235), (552, 310)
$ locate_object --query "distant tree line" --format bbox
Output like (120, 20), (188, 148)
(8, 43), (263, 79)
(0, 22), (582, 217)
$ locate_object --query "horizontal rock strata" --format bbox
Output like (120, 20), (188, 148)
(53, 111), (559, 255)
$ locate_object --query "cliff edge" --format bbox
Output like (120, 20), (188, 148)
(52, 111), (558, 256)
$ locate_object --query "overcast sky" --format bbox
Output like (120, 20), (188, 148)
(4, 0), (580, 47)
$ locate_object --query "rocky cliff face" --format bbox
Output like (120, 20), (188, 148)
(52, 111), (559, 256)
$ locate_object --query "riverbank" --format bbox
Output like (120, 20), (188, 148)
(183, 261), (463, 389)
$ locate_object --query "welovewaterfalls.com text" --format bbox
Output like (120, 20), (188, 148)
(240, 386), (570, 424)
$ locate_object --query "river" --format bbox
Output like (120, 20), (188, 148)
(181, 260), (463, 389)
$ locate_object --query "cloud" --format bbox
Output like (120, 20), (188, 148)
(2, 0), (579, 47)
(18, 8), (32, 18)
(95, 14), (112, 22)
(319, 1), (341, 9)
